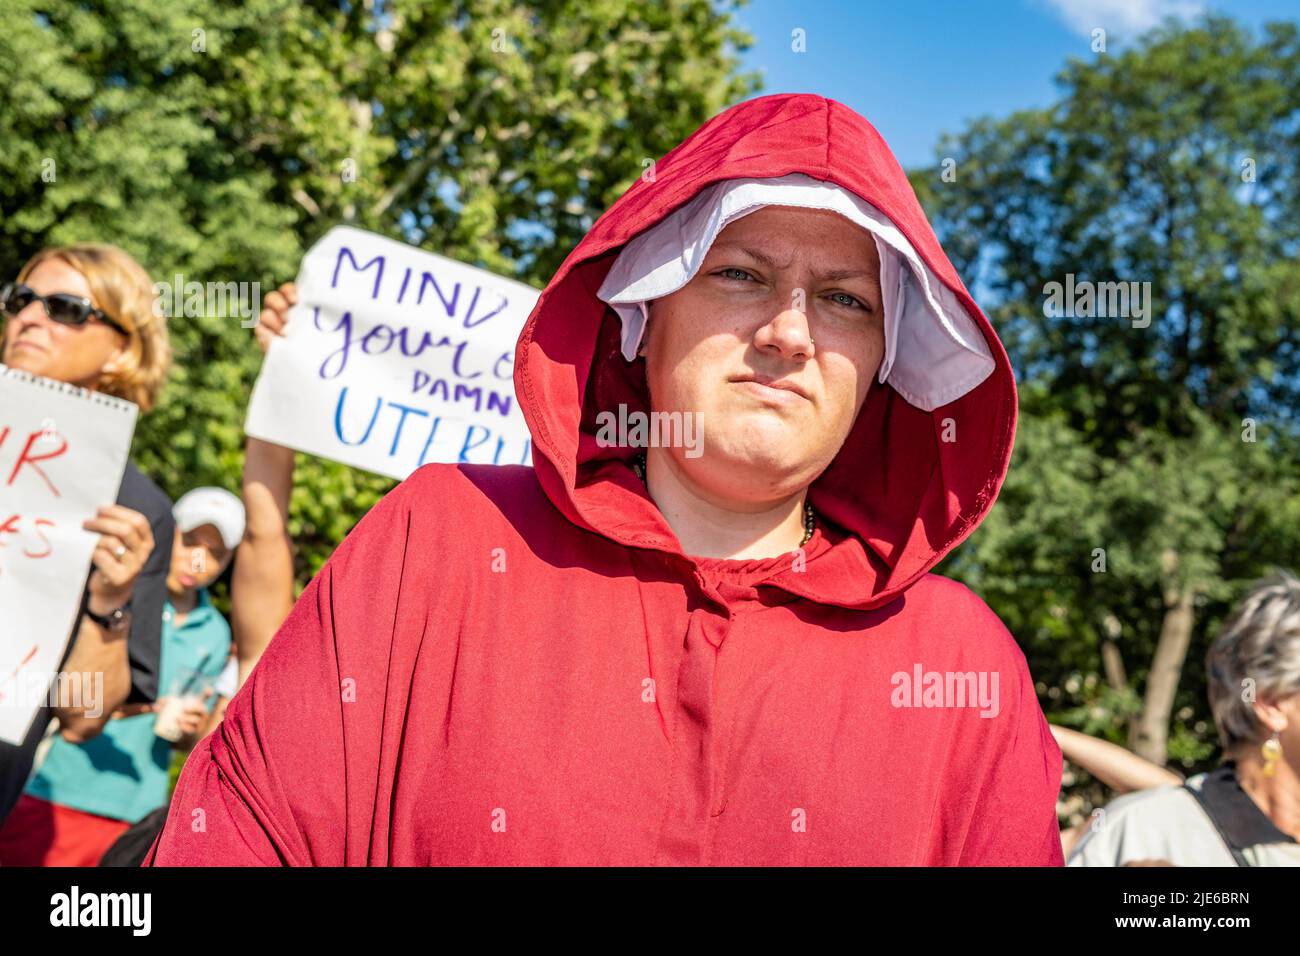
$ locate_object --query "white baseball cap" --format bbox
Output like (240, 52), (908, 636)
(596, 172), (995, 412)
(173, 487), (246, 551)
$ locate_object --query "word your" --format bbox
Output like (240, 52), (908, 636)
(50, 886), (151, 936)
(1042, 273), (1151, 329)
(315, 306), (515, 382)
(890, 664), (1000, 718)
(152, 274), (261, 328)
(594, 404), (704, 458)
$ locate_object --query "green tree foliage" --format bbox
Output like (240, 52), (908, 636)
(915, 16), (1300, 799)
(0, 0), (759, 583)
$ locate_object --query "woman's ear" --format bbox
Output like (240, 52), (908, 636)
(1250, 697), (1288, 735)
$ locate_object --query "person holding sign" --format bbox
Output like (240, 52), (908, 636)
(226, 285), (302, 689)
(148, 94), (1062, 866)
(0, 487), (240, 866)
(0, 245), (174, 826)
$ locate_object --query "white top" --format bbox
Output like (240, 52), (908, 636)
(212, 656), (239, 700)
(595, 173), (996, 412)
(1068, 766), (1300, 867)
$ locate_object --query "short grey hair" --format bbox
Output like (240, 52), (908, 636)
(1206, 569), (1300, 753)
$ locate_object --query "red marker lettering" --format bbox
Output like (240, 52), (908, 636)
(6, 430), (67, 497)
(24, 518), (55, 559)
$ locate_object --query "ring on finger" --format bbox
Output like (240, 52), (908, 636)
(114, 544), (127, 558)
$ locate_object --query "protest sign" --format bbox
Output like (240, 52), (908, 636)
(245, 226), (539, 479)
(0, 366), (138, 744)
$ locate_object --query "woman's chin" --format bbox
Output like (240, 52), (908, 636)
(688, 442), (817, 495)
(1, 351), (41, 373)
(720, 419), (814, 463)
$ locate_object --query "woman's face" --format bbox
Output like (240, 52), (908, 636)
(642, 205), (885, 506)
(2, 259), (126, 389)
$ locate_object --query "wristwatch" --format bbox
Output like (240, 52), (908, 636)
(86, 603), (132, 632)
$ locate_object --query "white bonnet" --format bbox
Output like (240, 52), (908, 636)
(595, 173), (994, 411)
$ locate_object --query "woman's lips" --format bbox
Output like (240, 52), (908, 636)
(731, 376), (810, 404)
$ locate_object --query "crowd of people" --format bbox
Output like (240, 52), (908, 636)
(0, 95), (1296, 867)
(0, 247), (299, 864)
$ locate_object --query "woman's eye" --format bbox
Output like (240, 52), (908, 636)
(828, 291), (867, 310)
(717, 267), (755, 282)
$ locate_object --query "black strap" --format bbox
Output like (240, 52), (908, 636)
(1183, 779), (1251, 867)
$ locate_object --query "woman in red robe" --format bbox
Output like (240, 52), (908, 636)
(146, 93), (1062, 866)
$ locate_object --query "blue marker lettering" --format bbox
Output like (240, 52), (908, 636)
(334, 387), (382, 445)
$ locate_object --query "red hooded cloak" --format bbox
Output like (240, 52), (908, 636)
(146, 93), (1063, 866)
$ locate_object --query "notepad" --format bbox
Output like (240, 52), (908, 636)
(0, 365), (138, 744)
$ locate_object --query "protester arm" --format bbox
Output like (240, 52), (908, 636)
(58, 493), (170, 741)
(230, 437), (296, 686)
(52, 616), (131, 743)
(1049, 724), (1183, 793)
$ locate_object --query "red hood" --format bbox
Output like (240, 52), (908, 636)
(515, 93), (1017, 611)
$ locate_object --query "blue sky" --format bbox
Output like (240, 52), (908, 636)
(734, 0), (1298, 169)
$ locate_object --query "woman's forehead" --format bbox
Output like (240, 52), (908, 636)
(25, 258), (94, 298)
(710, 206), (881, 272)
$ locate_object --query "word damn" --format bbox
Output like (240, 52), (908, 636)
(594, 405), (704, 458)
(1042, 273), (1151, 328)
(890, 664), (1001, 718)
(50, 886), (151, 936)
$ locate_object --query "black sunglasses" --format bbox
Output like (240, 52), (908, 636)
(0, 282), (128, 335)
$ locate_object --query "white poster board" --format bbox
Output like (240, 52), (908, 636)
(245, 226), (538, 479)
(0, 366), (138, 745)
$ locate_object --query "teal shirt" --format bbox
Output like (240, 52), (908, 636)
(26, 590), (232, 823)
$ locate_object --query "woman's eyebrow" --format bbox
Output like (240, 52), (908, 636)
(816, 267), (877, 282)
(709, 242), (876, 283)
(709, 242), (783, 269)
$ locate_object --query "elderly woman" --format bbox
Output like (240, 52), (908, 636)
(0, 244), (173, 831)
(1069, 570), (1300, 866)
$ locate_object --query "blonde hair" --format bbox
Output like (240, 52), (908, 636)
(17, 244), (171, 411)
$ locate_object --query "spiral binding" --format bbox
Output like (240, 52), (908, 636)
(0, 363), (138, 412)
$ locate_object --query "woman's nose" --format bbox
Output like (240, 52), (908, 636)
(12, 301), (51, 329)
(753, 293), (816, 361)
